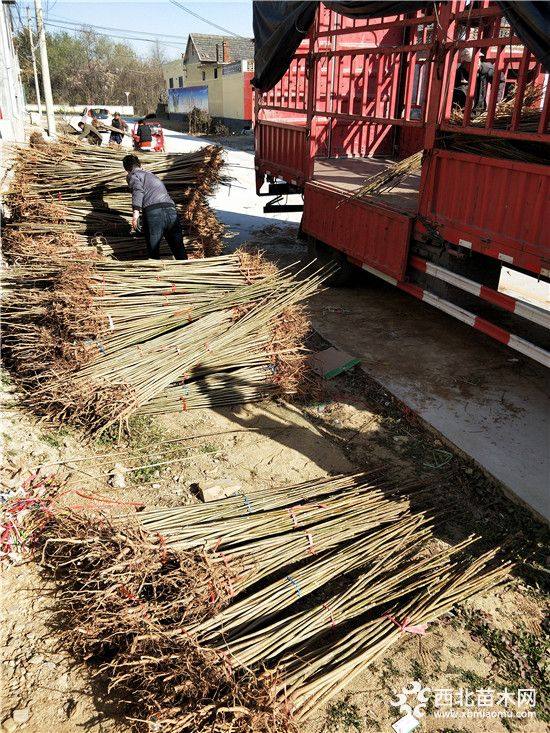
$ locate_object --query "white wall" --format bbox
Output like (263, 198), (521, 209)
(26, 104), (135, 115)
(0, 3), (26, 143)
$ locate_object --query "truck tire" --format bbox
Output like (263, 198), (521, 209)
(412, 247), (501, 303)
(307, 240), (356, 286)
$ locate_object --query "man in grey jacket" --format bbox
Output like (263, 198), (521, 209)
(122, 154), (187, 260)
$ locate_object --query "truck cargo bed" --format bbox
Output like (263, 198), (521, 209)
(313, 157), (421, 214)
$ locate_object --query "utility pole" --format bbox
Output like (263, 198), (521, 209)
(33, 0), (55, 136)
(27, 5), (42, 126)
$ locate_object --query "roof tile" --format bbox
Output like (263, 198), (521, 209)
(190, 33), (254, 62)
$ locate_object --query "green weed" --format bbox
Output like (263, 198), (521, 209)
(41, 426), (73, 448)
(463, 610), (549, 722)
(459, 670), (486, 689)
(381, 657), (399, 681)
(363, 714), (381, 731)
(199, 442), (217, 454)
(324, 696), (363, 732)
(96, 416), (164, 448)
(96, 416), (189, 486)
(410, 660), (425, 681)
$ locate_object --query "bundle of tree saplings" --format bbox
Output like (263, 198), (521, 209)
(278, 546), (509, 721)
(449, 81), (543, 132)
(32, 471), (510, 733)
(2, 248), (326, 432)
(4, 136), (226, 258)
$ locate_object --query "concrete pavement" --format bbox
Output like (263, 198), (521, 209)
(163, 130), (302, 245)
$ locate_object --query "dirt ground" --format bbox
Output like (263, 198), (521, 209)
(2, 357), (548, 733)
(1, 230), (548, 733)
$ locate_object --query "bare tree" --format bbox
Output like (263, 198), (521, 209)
(15, 27), (172, 115)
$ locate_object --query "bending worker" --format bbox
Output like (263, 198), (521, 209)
(122, 154), (187, 260)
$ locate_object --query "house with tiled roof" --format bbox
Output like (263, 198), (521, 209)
(184, 33), (254, 65)
(162, 33), (255, 131)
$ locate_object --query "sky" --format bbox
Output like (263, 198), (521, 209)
(14, 1), (253, 59)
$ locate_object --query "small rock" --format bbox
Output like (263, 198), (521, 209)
(108, 463), (127, 489)
(199, 479), (241, 503)
(393, 435), (408, 444)
(3, 718), (18, 733)
(29, 655), (43, 665)
(464, 467), (474, 475)
(12, 709), (30, 724)
(56, 673), (69, 689)
(152, 483), (161, 489)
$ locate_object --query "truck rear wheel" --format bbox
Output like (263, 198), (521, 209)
(411, 247), (501, 302)
(307, 240), (355, 287)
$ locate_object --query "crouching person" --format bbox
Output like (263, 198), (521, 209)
(122, 154), (187, 260)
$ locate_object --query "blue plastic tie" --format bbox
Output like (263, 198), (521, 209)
(84, 339), (106, 355)
(243, 495), (254, 514)
(285, 575), (302, 598)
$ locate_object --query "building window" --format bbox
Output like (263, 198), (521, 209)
(214, 67), (218, 79)
(169, 77), (174, 89)
(202, 71), (206, 81)
(178, 76), (183, 87)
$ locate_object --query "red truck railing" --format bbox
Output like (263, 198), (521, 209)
(254, 1), (549, 367)
(260, 50), (309, 114)
(439, 2), (549, 141)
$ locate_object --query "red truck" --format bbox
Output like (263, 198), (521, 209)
(253, 1), (549, 367)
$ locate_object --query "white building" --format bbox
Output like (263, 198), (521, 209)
(0, 0), (26, 142)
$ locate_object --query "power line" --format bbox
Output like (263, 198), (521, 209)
(11, 1), (26, 32)
(43, 20), (185, 51)
(168, 0), (248, 39)
(47, 15), (189, 42)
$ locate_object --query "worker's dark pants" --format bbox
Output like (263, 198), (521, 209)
(143, 205), (187, 260)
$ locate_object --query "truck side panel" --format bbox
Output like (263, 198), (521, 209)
(303, 182), (412, 281)
(419, 150), (550, 273)
(255, 121), (308, 189)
